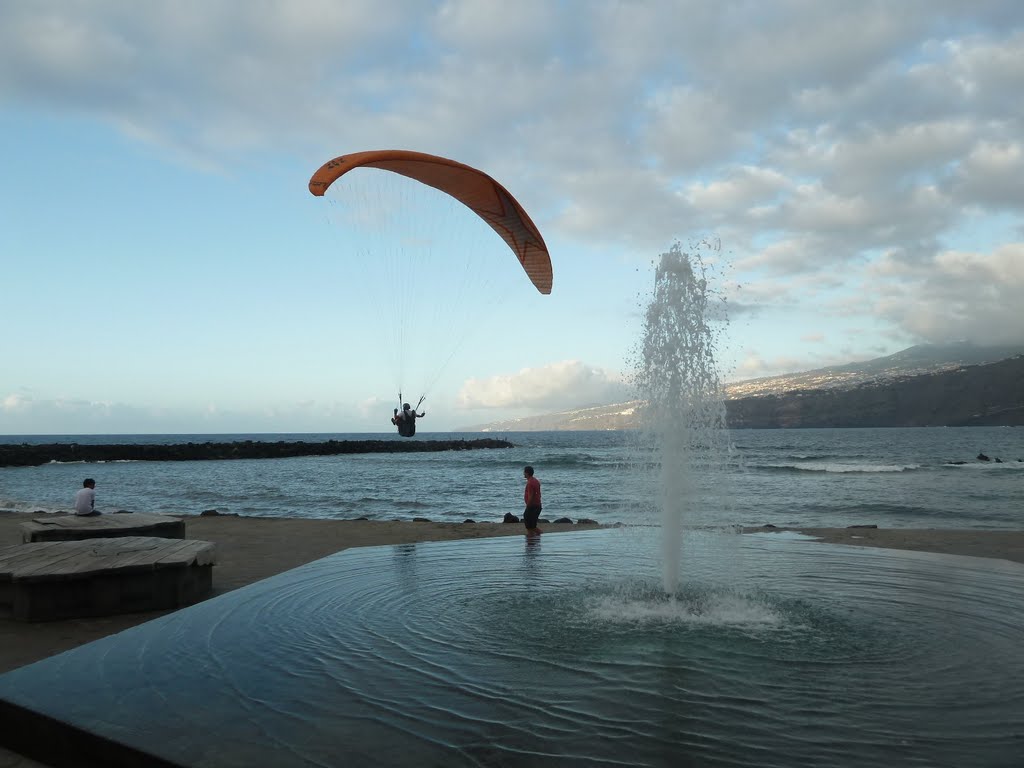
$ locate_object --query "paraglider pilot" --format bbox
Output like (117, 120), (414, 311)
(392, 403), (425, 437)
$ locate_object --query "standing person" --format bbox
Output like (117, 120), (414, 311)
(523, 465), (542, 535)
(74, 478), (99, 516)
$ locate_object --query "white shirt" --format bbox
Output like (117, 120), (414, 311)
(74, 487), (96, 515)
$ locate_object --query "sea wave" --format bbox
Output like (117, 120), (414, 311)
(756, 462), (921, 474)
(820, 502), (951, 518)
(0, 499), (66, 515)
(456, 453), (618, 470)
(943, 460), (1024, 470)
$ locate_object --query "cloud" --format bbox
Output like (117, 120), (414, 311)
(949, 140), (1024, 210)
(457, 361), (631, 410)
(871, 243), (1024, 345)
(1, 394), (146, 433)
(358, 397), (390, 419)
(2, 0), (1023, 402)
(0, 392), (369, 434)
(2, 3), (1018, 248)
(686, 167), (792, 214)
(728, 349), (878, 382)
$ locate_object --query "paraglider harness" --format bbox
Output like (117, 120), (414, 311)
(394, 394), (425, 438)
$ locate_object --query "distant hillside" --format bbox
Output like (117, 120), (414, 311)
(725, 342), (1024, 399)
(726, 354), (1024, 428)
(458, 344), (1024, 431)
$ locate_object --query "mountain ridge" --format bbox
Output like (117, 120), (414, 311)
(457, 343), (1024, 431)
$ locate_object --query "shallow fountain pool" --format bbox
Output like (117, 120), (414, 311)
(0, 528), (1022, 767)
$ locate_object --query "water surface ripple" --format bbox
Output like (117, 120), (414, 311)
(0, 530), (1022, 767)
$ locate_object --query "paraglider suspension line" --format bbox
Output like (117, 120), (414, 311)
(397, 392), (426, 410)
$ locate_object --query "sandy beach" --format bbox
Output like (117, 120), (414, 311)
(1, 512), (1023, 676)
(757, 524), (1024, 564)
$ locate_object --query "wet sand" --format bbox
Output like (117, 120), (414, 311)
(1, 512), (1022, 676)
(751, 525), (1024, 564)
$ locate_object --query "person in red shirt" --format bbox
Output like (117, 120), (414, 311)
(522, 465), (542, 535)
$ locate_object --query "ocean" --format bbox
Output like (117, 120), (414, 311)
(1, 427), (1022, 530)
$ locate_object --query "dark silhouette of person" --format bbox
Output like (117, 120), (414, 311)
(392, 403), (425, 437)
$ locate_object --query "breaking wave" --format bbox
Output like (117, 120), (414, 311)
(756, 462), (921, 474)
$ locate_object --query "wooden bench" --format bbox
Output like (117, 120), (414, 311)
(0, 536), (217, 621)
(20, 512), (185, 543)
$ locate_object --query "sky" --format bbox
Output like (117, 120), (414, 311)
(2, 1), (1022, 434)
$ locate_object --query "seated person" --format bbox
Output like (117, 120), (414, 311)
(392, 402), (425, 437)
(74, 478), (100, 516)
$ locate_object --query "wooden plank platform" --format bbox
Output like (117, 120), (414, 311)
(0, 536), (217, 621)
(20, 512), (185, 543)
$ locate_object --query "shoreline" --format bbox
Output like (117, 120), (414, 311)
(1, 512), (1022, 675)
(744, 524), (1024, 565)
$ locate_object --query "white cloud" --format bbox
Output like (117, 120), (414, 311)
(871, 243), (1024, 345)
(2, 0), (1023, 424)
(0, 392), (373, 434)
(644, 87), (742, 173)
(950, 141), (1024, 209)
(729, 348), (877, 382)
(686, 167), (791, 213)
(457, 361), (631, 410)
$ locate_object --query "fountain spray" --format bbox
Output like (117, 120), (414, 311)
(634, 242), (730, 594)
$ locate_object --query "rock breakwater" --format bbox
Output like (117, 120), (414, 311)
(0, 439), (514, 467)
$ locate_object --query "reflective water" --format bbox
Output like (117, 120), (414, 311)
(1, 529), (1022, 767)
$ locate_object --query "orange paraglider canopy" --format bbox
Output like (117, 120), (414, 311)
(309, 150), (552, 294)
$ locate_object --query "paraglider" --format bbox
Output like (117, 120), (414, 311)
(309, 150), (552, 294)
(309, 150), (552, 431)
(391, 401), (425, 437)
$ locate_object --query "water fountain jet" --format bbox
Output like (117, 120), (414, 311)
(633, 241), (731, 594)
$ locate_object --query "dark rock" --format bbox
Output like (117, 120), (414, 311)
(553, 517), (573, 524)
(356, 516), (369, 520)
(113, 510), (133, 514)
(847, 524), (878, 529)
(977, 452), (990, 461)
(412, 517), (431, 523)
(577, 518), (598, 525)
(503, 513), (520, 524)
(200, 509), (238, 517)
(763, 523), (777, 528)
(463, 519), (476, 524)
(0, 438), (515, 468)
